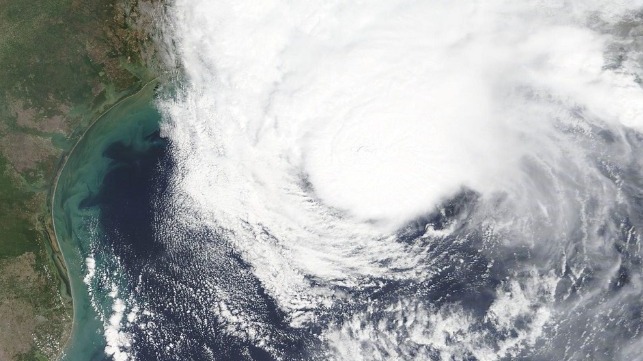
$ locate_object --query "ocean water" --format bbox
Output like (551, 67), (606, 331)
(54, 79), (319, 360)
(54, 82), (165, 361)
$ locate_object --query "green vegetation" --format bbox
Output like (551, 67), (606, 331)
(0, 0), (162, 359)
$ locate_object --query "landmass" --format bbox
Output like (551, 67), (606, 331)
(0, 0), (165, 359)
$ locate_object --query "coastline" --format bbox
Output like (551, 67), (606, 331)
(0, 0), (168, 357)
(48, 77), (159, 360)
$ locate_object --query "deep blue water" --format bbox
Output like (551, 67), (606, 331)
(89, 127), (317, 360)
(92, 130), (168, 273)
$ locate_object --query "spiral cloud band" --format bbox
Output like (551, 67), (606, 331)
(105, 0), (643, 359)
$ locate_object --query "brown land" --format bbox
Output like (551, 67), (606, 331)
(0, 0), (166, 359)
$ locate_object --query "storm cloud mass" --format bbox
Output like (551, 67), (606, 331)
(96, 1), (643, 360)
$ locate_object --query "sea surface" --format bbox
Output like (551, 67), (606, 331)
(53, 81), (303, 360)
(54, 82), (166, 361)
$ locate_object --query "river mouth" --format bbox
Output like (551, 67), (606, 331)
(53, 81), (164, 361)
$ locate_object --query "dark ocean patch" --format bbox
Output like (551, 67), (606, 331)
(88, 129), (320, 360)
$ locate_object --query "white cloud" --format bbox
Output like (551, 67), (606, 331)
(157, 0), (643, 358)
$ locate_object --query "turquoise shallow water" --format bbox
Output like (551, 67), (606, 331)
(53, 82), (162, 361)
